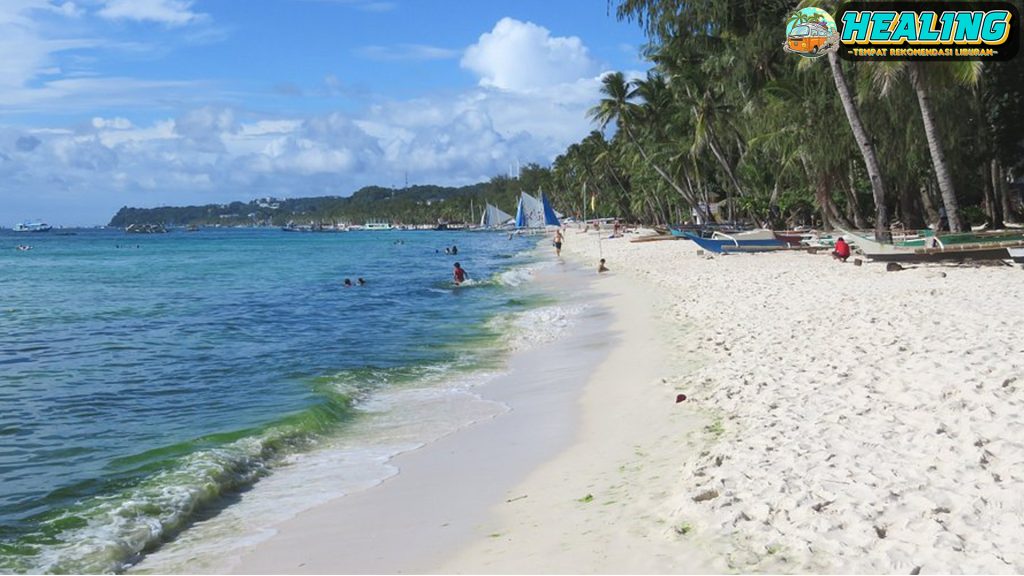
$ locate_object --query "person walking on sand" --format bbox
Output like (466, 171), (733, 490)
(453, 262), (467, 285)
(553, 229), (564, 257)
(832, 237), (851, 262)
(598, 258), (609, 273)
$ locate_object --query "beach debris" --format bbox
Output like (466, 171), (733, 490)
(874, 525), (887, 539)
(886, 262), (904, 272)
(674, 522), (693, 535)
(693, 489), (720, 503)
(675, 393), (687, 403)
(506, 495), (528, 503)
(578, 493), (594, 503)
(910, 567), (921, 575)
(854, 258), (863, 266)
(811, 500), (835, 512)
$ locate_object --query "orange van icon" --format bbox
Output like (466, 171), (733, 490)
(785, 22), (836, 55)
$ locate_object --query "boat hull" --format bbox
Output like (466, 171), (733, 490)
(840, 228), (1024, 262)
(681, 232), (783, 253)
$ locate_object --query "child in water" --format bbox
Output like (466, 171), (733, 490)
(598, 258), (609, 273)
(453, 262), (467, 285)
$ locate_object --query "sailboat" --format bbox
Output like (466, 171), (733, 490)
(514, 191), (561, 230)
(479, 203), (514, 229)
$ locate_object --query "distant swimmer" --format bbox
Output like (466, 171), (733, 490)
(451, 245), (458, 255)
(357, 277), (366, 285)
(453, 262), (467, 285)
(15, 245), (32, 251)
(598, 258), (609, 273)
(344, 278), (353, 287)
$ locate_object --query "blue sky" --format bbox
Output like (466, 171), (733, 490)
(1, 0), (649, 225)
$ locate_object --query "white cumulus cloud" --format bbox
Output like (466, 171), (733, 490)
(97, 0), (204, 26)
(461, 17), (598, 92)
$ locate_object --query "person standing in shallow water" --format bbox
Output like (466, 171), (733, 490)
(598, 258), (609, 273)
(553, 229), (564, 257)
(453, 262), (467, 285)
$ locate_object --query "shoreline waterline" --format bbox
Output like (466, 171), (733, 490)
(0, 229), (560, 574)
(156, 245), (614, 569)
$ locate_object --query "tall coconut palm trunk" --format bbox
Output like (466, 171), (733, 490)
(827, 52), (889, 240)
(908, 63), (962, 232)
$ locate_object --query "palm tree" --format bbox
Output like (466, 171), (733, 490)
(589, 72), (695, 214)
(827, 52), (890, 239)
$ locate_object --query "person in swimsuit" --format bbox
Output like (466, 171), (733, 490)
(553, 229), (564, 256)
(453, 262), (467, 285)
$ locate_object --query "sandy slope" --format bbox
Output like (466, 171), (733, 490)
(548, 230), (1024, 574)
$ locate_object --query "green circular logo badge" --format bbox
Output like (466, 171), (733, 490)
(784, 7), (839, 58)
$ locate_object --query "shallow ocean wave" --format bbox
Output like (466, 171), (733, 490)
(492, 261), (552, 287)
(0, 385), (361, 575)
(488, 303), (589, 352)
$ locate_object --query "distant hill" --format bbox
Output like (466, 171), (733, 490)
(106, 169), (558, 228)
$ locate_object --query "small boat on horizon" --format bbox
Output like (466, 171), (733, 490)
(14, 221), (52, 232)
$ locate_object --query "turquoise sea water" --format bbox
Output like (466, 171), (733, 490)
(0, 228), (559, 573)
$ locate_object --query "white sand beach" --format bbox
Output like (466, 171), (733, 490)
(539, 230), (1024, 574)
(173, 231), (1022, 574)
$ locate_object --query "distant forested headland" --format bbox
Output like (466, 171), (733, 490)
(108, 166), (562, 228)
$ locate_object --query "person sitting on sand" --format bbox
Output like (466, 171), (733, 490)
(598, 258), (609, 273)
(453, 262), (467, 285)
(832, 237), (851, 262)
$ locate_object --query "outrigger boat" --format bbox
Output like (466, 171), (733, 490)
(840, 228), (1024, 263)
(680, 229), (784, 253)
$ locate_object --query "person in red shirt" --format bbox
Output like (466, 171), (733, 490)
(453, 262), (467, 285)
(832, 237), (851, 262)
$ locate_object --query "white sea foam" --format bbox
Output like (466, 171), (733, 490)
(493, 261), (551, 287)
(132, 376), (509, 575)
(492, 303), (588, 352)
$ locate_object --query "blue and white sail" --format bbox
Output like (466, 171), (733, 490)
(540, 192), (561, 227)
(515, 191), (562, 229)
(515, 192), (544, 228)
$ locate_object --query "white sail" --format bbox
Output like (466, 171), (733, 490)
(480, 203), (513, 228)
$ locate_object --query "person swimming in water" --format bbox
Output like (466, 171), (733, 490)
(598, 258), (609, 273)
(453, 262), (467, 285)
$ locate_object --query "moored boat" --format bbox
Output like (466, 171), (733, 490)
(680, 229), (784, 253)
(840, 228), (1024, 262)
(1008, 247), (1024, 264)
(14, 221), (52, 232)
